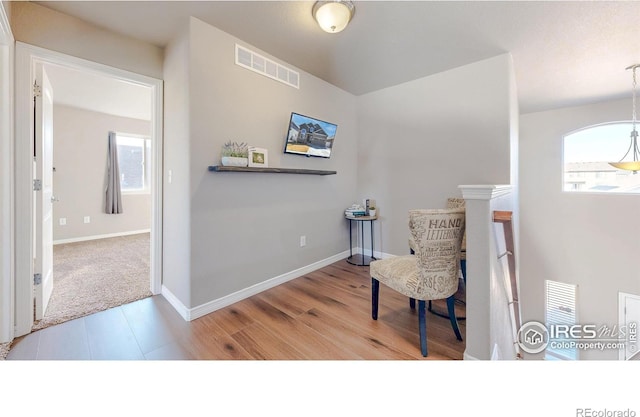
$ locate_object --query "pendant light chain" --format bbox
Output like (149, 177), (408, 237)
(609, 64), (640, 172)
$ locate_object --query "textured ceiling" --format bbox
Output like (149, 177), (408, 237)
(33, 1), (640, 114)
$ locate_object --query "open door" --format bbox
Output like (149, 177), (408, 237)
(34, 63), (54, 320)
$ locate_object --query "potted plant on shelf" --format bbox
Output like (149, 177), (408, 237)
(221, 141), (248, 167)
(368, 205), (377, 217)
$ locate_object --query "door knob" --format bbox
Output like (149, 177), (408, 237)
(51, 196), (59, 203)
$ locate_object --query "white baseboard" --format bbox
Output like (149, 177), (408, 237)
(188, 250), (351, 321)
(352, 246), (397, 260)
(164, 250), (351, 322)
(162, 251), (349, 321)
(53, 229), (150, 245)
(160, 285), (191, 321)
(463, 350), (480, 360)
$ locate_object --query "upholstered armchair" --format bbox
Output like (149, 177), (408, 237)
(409, 198), (467, 318)
(370, 208), (465, 357)
(445, 198), (466, 274)
(409, 197), (466, 270)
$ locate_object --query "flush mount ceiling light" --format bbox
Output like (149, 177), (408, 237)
(609, 64), (640, 173)
(312, 1), (355, 34)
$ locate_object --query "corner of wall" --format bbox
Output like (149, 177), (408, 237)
(161, 23), (192, 309)
(356, 55), (514, 256)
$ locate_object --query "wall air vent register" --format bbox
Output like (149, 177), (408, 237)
(235, 44), (300, 89)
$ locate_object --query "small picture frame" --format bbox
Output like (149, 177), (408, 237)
(248, 147), (269, 168)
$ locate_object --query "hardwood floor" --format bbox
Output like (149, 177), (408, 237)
(7, 259), (465, 360)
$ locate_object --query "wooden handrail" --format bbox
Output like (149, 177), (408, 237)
(492, 210), (522, 359)
(492, 210), (512, 223)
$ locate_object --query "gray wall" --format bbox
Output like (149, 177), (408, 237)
(163, 18), (358, 308)
(52, 104), (151, 241)
(520, 98), (640, 359)
(10, 1), (163, 79)
(162, 26), (192, 306)
(356, 54), (514, 256)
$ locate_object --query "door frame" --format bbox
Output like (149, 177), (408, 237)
(0, 2), (14, 344)
(33, 63), (55, 320)
(619, 291), (640, 360)
(14, 42), (164, 337)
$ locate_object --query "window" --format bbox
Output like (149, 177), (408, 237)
(116, 133), (151, 193)
(563, 123), (640, 194)
(545, 280), (578, 360)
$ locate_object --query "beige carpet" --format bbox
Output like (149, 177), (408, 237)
(0, 342), (10, 360)
(31, 233), (152, 332)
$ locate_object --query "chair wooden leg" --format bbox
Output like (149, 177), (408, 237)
(371, 278), (379, 320)
(418, 300), (427, 357)
(447, 295), (463, 341)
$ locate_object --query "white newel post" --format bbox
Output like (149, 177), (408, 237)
(460, 184), (515, 360)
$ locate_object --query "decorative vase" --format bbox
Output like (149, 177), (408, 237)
(221, 156), (248, 167)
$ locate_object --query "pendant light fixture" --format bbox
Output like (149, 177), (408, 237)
(312, 1), (355, 34)
(609, 64), (640, 174)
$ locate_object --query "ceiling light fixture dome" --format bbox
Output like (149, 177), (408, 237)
(312, 1), (355, 34)
(609, 64), (640, 173)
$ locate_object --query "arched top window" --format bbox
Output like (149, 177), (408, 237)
(563, 122), (640, 194)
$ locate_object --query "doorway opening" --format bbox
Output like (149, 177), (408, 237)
(32, 63), (156, 330)
(619, 292), (640, 361)
(14, 43), (163, 337)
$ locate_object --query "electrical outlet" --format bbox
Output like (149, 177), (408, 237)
(59, 218), (66, 226)
(84, 216), (90, 224)
(300, 235), (306, 247)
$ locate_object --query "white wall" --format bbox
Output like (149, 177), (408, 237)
(520, 98), (640, 359)
(357, 54), (514, 257)
(52, 104), (151, 242)
(9, 1), (163, 79)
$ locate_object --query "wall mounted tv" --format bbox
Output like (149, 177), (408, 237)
(284, 112), (337, 158)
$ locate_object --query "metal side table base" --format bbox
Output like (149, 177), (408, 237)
(346, 215), (378, 267)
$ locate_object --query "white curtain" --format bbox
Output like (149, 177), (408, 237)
(105, 131), (123, 214)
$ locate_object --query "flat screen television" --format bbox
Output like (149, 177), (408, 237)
(284, 112), (337, 158)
